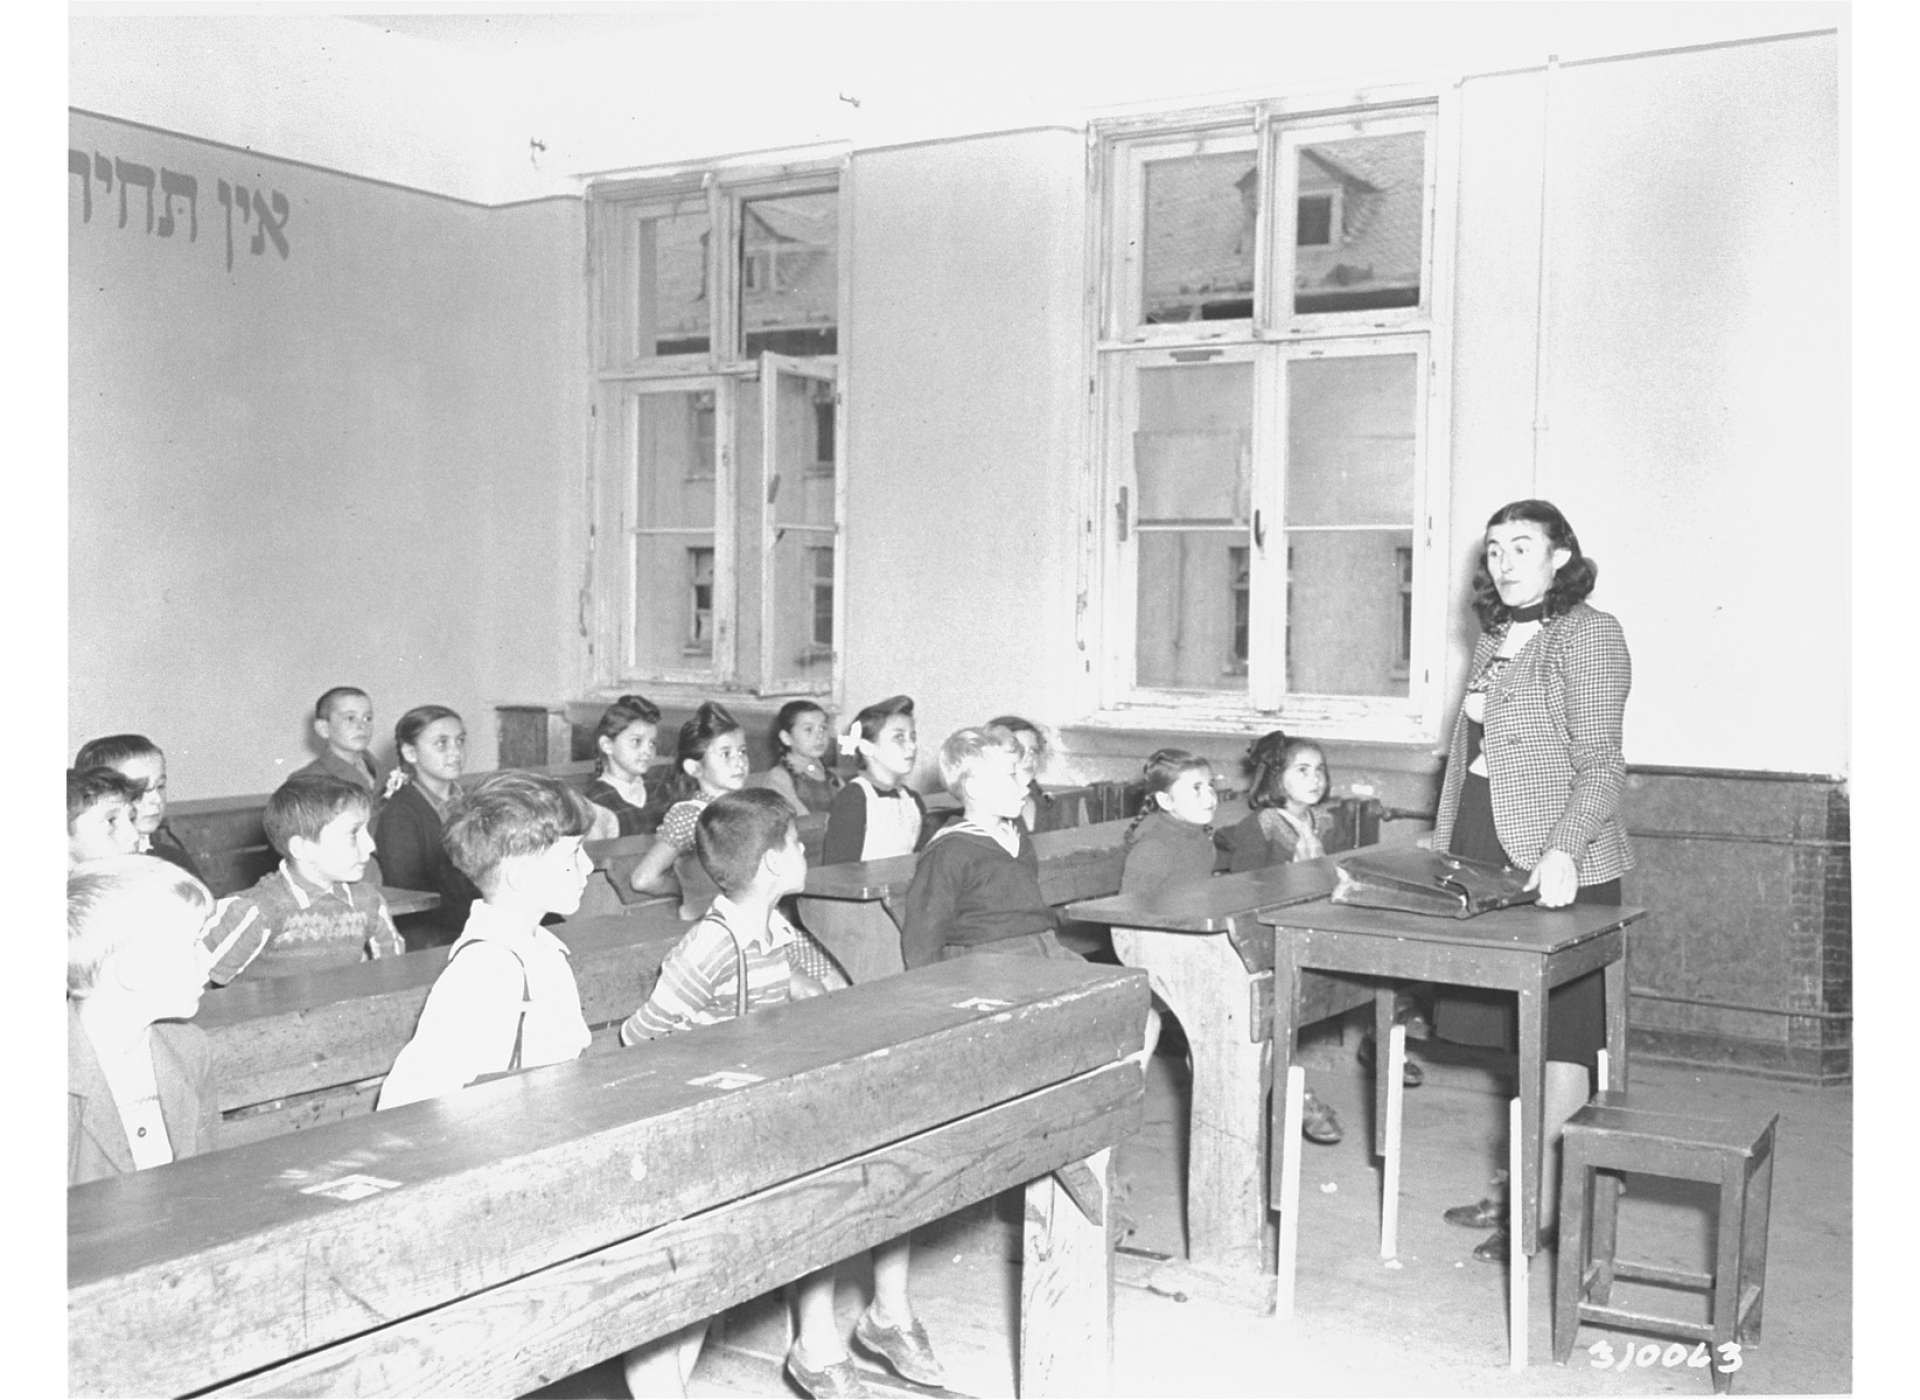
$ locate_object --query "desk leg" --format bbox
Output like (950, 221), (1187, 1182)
(1111, 930), (1272, 1284)
(1269, 937), (1301, 1222)
(1022, 1148), (1114, 1397)
(1604, 944), (1629, 1095)
(1515, 980), (1546, 1256)
(1372, 987), (1395, 1160)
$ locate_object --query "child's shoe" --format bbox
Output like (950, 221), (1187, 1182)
(853, 1307), (946, 1388)
(785, 1341), (870, 1398)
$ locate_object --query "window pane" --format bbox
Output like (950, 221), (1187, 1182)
(629, 390), (716, 670)
(1138, 531), (1245, 690)
(1285, 529), (1414, 696)
(1142, 150), (1257, 325)
(631, 204), (709, 358)
(1135, 361), (1252, 523)
(1284, 354), (1417, 527)
(1292, 129), (1425, 315)
(741, 191), (838, 358)
(764, 366), (835, 690)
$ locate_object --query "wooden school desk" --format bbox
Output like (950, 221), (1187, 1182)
(70, 958), (1148, 1398)
(1065, 856), (1370, 1308)
(1260, 899), (1645, 1257)
(379, 885), (439, 919)
(195, 910), (691, 1146)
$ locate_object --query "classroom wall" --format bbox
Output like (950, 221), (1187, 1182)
(1446, 32), (1845, 776)
(68, 111), (587, 800)
(839, 129), (1090, 776)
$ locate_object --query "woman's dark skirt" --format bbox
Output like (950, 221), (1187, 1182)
(1434, 772), (1618, 1068)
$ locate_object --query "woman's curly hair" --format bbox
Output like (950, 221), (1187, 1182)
(1469, 498), (1598, 628)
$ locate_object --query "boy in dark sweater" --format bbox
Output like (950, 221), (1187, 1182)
(899, 727), (1082, 969)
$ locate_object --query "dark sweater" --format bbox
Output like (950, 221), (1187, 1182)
(899, 820), (1056, 969)
(373, 780), (479, 941)
(585, 777), (656, 837)
(1120, 810), (1218, 894)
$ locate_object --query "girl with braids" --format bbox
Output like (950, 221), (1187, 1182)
(584, 694), (663, 837)
(630, 702), (849, 986)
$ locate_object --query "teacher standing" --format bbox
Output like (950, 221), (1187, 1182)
(1432, 498), (1632, 1259)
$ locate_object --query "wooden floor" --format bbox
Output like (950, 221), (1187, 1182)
(534, 1023), (1852, 1398)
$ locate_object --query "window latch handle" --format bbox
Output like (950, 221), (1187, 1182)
(1115, 485), (1130, 543)
(1253, 508), (1266, 550)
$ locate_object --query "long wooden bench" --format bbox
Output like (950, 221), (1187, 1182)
(166, 760), (603, 897)
(70, 958), (1148, 1398)
(1063, 853), (1377, 1310)
(196, 909), (690, 1146)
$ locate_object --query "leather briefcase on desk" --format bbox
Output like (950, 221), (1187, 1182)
(1329, 849), (1539, 919)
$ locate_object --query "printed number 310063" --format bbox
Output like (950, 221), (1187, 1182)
(1588, 1340), (1742, 1374)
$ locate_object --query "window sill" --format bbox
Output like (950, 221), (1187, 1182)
(1068, 699), (1436, 748)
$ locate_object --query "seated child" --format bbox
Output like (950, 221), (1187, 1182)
(760, 699), (844, 817)
(985, 715), (1073, 835)
(291, 685), (387, 799)
(1119, 747), (1220, 893)
(68, 767), (143, 867)
(800, 694), (926, 983)
(73, 733), (205, 882)
(822, 694), (926, 863)
(1221, 730), (1336, 871)
(899, 726), (1083, 969)
(621, 790), (943, 1399)
(1220, 730), (1409, 1141)
(374, 705), (481, 946)
(628, 701), (748, 915)
(68, 855), (219, 1184)
(376, 771), (595, 1109)
(630, 702), (847, 988)
(1115, 747), (1220, 1058)
(202, 774), (403, 985)
(585, 693), (662, 836)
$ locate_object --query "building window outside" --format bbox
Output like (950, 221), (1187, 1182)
(687, 547), (715, 656)
(1093, 96), (1448, 735)
(589, 166), (841, 694)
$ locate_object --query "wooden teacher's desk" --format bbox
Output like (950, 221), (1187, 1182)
(1260, 898), (1644, 1257)
(1065, 857), (1371, 1308)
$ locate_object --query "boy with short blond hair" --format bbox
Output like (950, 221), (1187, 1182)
(68, 766), (143, 867)
(621, 788), (944, 1398)
(899, 726), (1080, 969)
(202, 774), (403, 985)
(292, 685), (386, 796)
(375, 771), (597, 1110)
(69, 855), (219, 1183)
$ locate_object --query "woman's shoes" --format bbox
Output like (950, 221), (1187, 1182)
(785, 1343), (870, 1398)
(1442, 1195), (1506, 1230)
(1357, 1032), (1425, 1087)
(1471, 1229), (1510, 1262)
(1301, 1088), (1344, 1145)
(853, 1308), (946, 1388)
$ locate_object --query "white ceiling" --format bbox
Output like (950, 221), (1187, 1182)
(73, 3), (1844, 205)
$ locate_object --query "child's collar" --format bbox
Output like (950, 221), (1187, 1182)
(279, 859), (352, 903)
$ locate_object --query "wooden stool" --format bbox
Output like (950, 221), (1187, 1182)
(1553, 1092), (1777, 1393)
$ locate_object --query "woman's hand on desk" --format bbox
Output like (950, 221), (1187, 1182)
(1526, 849), (1580, 908)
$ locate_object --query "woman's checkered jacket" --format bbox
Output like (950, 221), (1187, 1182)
(1433, 601), (1634, 885)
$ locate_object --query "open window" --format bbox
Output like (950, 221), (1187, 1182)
(1090, 95), (1451, 737)
(589, 166), (843, 696)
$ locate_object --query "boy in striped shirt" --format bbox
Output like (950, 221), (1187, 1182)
(620, 789), (943, 1398)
